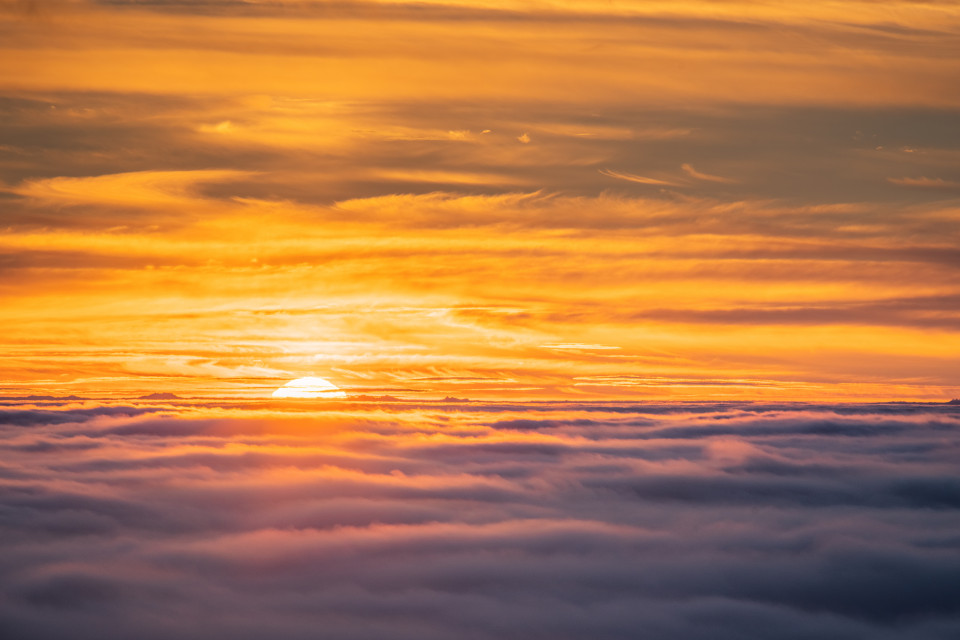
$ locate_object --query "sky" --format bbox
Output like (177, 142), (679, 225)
(1, 0), (959, 400)
(3, 3), (960, 638)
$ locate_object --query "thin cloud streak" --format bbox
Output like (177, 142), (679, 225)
(681, 163), (737, 184)
(599, 168), (685, 187)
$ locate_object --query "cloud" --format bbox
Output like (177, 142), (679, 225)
(14, 170), (254, 209)
(1, 400), (959, 638)
(681, 163), (737, 184)
(888, 176), (960, 190)
(599, 168), (684, 186)
(0, 405), (161, 427)
(5, 1), (959, 107)
(540, 343), (621, 350)
(371, 169), (531, 187)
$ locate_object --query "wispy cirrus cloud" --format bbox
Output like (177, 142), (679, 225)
(681, 162), (737, 184)
(599, 168), (684, 187)
(888, 176), (960, 189)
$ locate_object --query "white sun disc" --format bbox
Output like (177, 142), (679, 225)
(272, 377), (347, 399)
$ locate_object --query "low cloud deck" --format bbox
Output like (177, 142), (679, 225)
(1, 399), (958, 639)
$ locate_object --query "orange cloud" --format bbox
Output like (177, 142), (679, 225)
(680, 163), (737, 184)
(599, 169), (684, 187)
(888, 177), (960, 189)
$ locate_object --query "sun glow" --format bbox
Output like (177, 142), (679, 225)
(272, 377), (347, 399)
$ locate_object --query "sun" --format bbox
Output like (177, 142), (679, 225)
(272, 377), (347, 399)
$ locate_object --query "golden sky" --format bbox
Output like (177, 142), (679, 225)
(1, 0), (959, 400)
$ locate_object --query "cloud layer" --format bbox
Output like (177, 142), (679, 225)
(1, 399), (959, 639)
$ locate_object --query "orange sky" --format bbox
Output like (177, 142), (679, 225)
(1, 0), (959, 400)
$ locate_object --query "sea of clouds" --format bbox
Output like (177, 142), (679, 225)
(1, 399), (959, 639)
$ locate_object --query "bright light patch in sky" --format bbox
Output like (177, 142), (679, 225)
(271, 377), (347, 398)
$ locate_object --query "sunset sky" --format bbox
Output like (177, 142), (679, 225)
(2, 0), (960, 399)
(3, 4), (960, 640)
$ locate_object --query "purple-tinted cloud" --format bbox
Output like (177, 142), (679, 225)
(1, 400), (959, 639)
